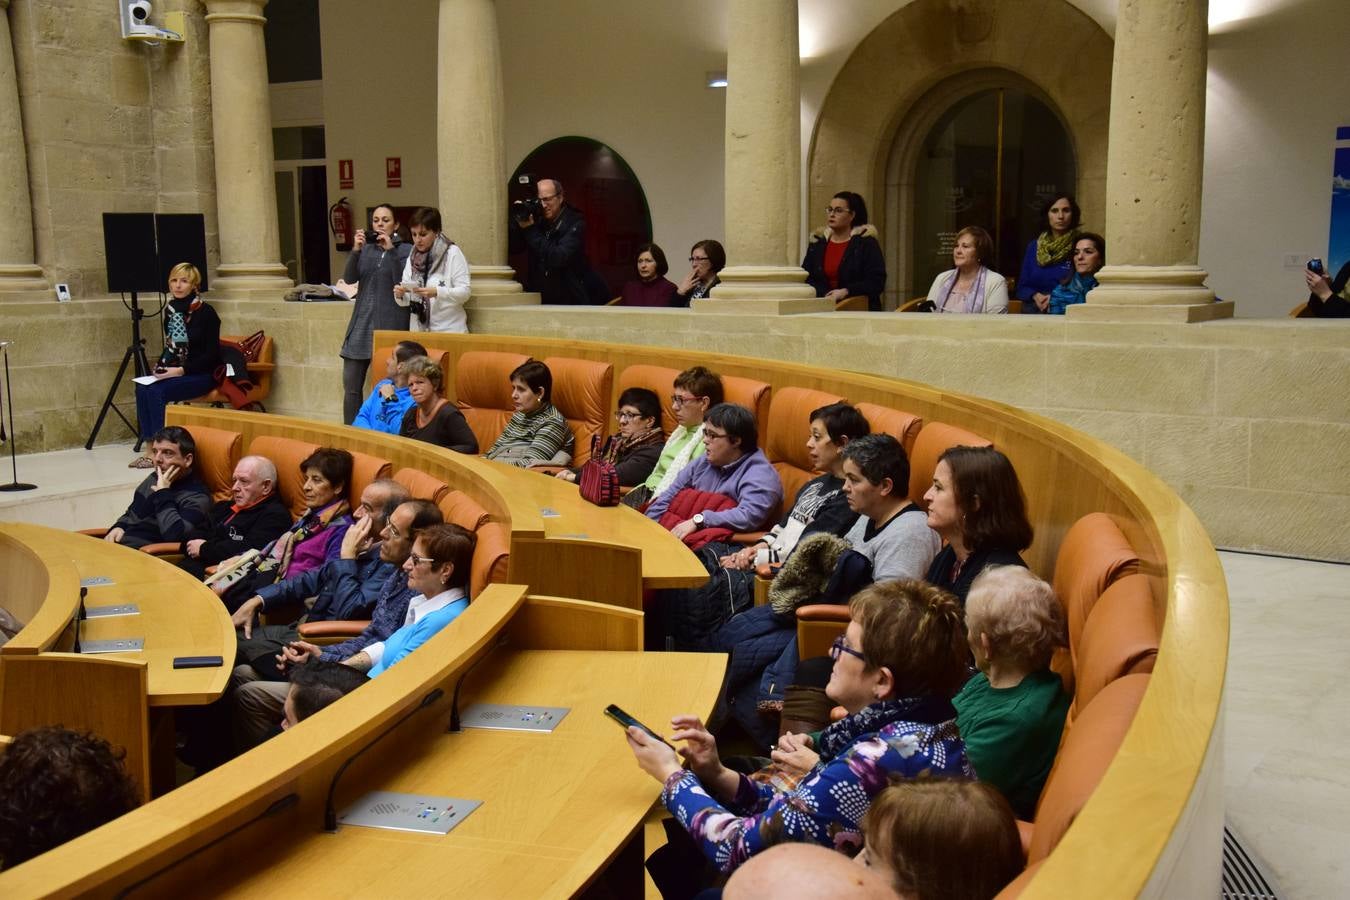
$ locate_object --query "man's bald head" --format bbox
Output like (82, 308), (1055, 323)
(723, 844), (898, 900)
(232, 455), (277, 507)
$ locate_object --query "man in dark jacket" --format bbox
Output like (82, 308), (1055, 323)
(516, 178), (609, 305)
(104, 426), (211, 549)
(178, 454), (291, 579)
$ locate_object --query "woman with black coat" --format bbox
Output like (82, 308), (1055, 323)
(800, 191), (887, 311)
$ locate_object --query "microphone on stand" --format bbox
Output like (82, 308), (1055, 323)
(0, 339), (36, 491)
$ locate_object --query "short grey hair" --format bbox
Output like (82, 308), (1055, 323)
(239, 455), (277, 487)
(965, 566), (1066, 671)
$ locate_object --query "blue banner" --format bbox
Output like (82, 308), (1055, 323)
(1331, 130), (1350, 272)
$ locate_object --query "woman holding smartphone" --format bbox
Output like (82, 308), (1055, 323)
(1304, 258), (1350, 317)
(339, 203), (412, 424)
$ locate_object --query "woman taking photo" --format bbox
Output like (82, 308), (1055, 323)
(395, 206), (470, 334)
(926, 226), (1009, 314)
(625, 579), (971, 880)
(1017, 194), (1082, 313)
(619, 243), (678, 307)
(672, 239), (725, 307)
(339, 203), (412, 425)
(1047, 232), (1106, 315)
(556, 387), (664, 487)
(800, 191), (887, 311)
(398, 356), (478, 453)
(484, 359), (574, 467)
(922, 445), (1032, 604)
(131, 262), (221, 467)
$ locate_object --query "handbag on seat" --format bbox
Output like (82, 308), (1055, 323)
(577, 436), (619, 506)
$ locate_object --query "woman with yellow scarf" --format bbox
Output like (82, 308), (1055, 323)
(1016, 195), (1081, 313)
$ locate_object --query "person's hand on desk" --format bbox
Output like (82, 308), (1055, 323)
(231, 595), (265, 638)
(104, 526), (126, 544)
(185, 538), (206, 558)
(555, 470), (578, 483)
(669, 519), (699, 542)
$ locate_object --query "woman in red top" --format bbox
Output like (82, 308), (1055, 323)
(801, 191), (887, 311)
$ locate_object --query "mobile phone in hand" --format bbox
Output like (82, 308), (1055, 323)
(1308, 258), (1325, 275)
(604, 704), (673, 749)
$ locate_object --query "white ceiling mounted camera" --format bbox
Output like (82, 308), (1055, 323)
(119, 0), (184, 44)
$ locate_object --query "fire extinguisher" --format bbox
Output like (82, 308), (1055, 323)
(329, 196), (354, 251)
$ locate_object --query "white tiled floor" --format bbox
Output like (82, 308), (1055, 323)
(2, 445), (1346, 895)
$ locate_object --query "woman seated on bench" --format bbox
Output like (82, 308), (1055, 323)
(483, 359), (574, 467)
(398, 355), (478, 453)
(556, 387), (665, 487)
(625, 579), (971, 879)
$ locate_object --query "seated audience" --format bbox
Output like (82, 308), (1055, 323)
(0, 726), (141, 869)
(282, 660), (372, 730)
(483, 359), (574, 467)
(619, 242), (678, 307)
(1017, 194), (1081, 313)
(1047, 232), (1106, 315)
(923, 445), (1032, 604)
(644, 403), (782, 544)
(621, 365), (723, 509)
(954, 566), (1070, 819)
(178, 454), (291, 579)
(838, 434), (943, 584)
(398, 355), (478, 453)
(233, 499), (442, 750)
(626, 580), (971, 879)
(722, 843), (898, 900)
(672, 239), (726, 306)
(229, 478), (409, 658)
(395, 206), (471, 333)
(801, 191), (887, 310)
(333, 522), (476, 677)
(859, 778), (1023, 899)
(351, 339), (427, 433)
(1304, 257), (1350, 317)
(556, 387), (665, 487)
(215, 447), (354, 608)
(103, 425), (211, 549)
(926, 226), (1009, 314)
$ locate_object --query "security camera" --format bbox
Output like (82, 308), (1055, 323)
(119, 0), (183, 43)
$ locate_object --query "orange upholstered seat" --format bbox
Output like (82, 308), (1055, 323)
(348, 451), (393, 505)
(1070, 573), (1158, 721)
(368, 344), (451, 395)
(542, 356), (613, 466)
(906, 421), (990, 505)
(247, 435), (320, 519)
(1053, 512), (1142, 664)
(393, 467), (451, 504)
(185, 424), (242, 503)
(856, 401), (923, 457)
(453, 350), (530, 450)
(722, 375), (772, 445)
(762, 386), (847, 522)
(438, 489), (492, 532)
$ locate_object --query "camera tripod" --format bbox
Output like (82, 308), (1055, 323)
(85, 292), (155, 451)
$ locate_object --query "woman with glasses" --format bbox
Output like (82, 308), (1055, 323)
(556, 387), (665, 487)
(625, 579), (971, 879)
(619, 243), (678, 308)
(622, 366), (724, 509)
(673, 239), (726, 307)
(800, 191), (887, 311)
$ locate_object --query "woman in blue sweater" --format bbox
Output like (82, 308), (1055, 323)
(1016, 194), (1081, 313)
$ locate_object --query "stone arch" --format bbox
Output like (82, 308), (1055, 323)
(807, 0), (1112, 304)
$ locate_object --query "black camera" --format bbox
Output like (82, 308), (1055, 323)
(363, 229), (380, 244)
(511, 197), (542, 224)
(409, 297), (429, 326)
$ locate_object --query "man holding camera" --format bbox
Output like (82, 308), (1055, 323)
(514, 178), (609, 305)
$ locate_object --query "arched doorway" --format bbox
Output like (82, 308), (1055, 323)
(508, 137), (652, 300)
(911, 86), (1076, 296)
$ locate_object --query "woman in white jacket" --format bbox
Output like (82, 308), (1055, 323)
(396, 206), (471, 333)
(926, 225), (1008, 314)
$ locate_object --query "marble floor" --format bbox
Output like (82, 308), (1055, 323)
(1, 443), (1347, 896)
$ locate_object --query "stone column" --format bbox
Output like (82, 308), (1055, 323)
(203, 0), (290, 293)
(437, 0), (523, 301)
(1072, 0), (1232, 322)
(0, 0), (46, 297)
(702, 0), (823, 314)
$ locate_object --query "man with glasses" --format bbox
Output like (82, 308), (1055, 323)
(515, 177), (608, 305)
(622, 366), (725, 509)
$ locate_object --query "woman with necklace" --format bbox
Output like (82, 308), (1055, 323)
(922, 445), (1031, 605)
(397, 356), (478, 453)
(800, 191), (887, 311)
(926, 226), (1009, 314)
(130, 262), (221, 468)
(1017, 194), (1082, 313)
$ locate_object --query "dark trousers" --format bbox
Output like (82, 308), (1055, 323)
(342, 356), (370, 425)
(135, 372), (216, 440)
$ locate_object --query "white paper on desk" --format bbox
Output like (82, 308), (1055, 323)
(132, 375), (159, 386)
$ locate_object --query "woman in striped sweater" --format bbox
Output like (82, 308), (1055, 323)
(483, 360), (574, 468)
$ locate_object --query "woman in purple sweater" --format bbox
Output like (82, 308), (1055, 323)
(619, 243), (678, 307)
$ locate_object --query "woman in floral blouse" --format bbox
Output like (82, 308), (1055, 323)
(625, 579), (972, 875)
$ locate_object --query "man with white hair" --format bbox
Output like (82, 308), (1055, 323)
(177, 454), (291, 579)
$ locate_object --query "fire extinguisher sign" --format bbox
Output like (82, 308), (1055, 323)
(338, 159), (354, 190)
(386, 157), (401, 189)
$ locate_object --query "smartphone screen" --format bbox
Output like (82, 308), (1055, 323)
(604, 704), (673, 748)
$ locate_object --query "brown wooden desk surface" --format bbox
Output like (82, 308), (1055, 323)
(0, 523), (234, 706)
(219, 648), (726, 897)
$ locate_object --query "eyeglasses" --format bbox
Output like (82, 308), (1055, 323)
(826, 206), (851, 215)
(538, 194), (560, 203)
(670, 394), (701, 407)
(703, 429), (728, 442)
(408, 554), (436, 567)
(830, 635), (866, 663)
(614, 410), (644, 421)
(689, 256), (710, 263)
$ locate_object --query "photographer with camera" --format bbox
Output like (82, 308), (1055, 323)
(513, 177), (608, 305)
(395, 206), (470, 333)
(339, 203), (412, 424)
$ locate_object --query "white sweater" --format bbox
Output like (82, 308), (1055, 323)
(401, 237), (471, 333)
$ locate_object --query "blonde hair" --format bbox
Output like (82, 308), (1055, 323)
(965, 565), (1066, 671)
(168, 262), (201, 291)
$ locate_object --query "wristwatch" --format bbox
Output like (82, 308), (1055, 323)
(692, 513), (705, 529)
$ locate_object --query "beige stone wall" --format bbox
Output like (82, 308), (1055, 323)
(9, 0), (218, 298)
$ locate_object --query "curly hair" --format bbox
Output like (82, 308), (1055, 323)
(0, 727), (140, 869)
(849, 580), (969, 699)
(402, 355), (444, 391)
(965, 565), (1066, 671)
